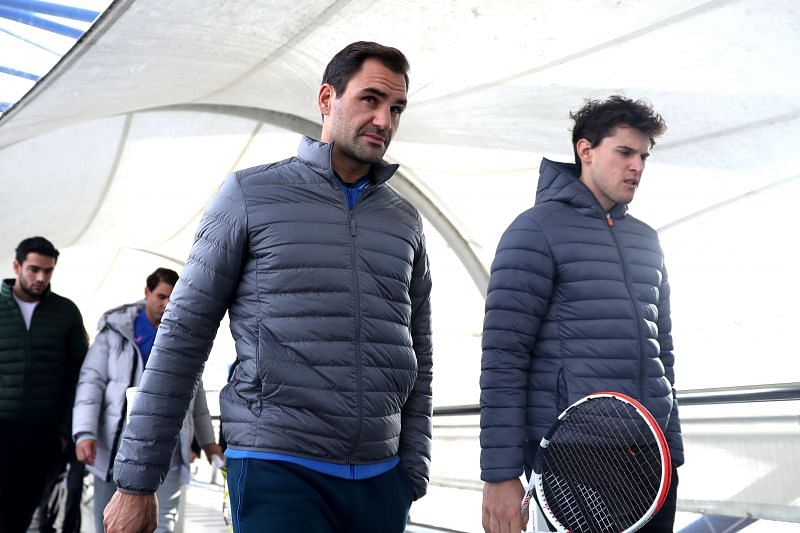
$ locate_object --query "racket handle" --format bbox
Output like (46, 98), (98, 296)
(210, 454), (226, 484)
(212, 454), (225, 470)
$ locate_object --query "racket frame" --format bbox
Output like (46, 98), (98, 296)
(521, 391), (672, 533)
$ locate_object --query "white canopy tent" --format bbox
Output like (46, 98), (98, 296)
(2, 0), (799, 397)
(1, 0), (799, 529)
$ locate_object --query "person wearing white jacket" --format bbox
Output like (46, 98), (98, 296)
(72, 268), (223, 533)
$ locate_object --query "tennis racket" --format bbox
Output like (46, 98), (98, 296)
(520, 392), (672, 533)
(211, 455), (234, 532)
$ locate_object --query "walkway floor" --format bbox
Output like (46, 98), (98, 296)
(27, 461), (230, 533)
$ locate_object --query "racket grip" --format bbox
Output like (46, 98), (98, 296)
(212, 454), (225, 470)
(210, 454), (226, 485)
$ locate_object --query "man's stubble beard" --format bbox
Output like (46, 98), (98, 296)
(336, 125), (390, 166)
(20, 279), (46, 301)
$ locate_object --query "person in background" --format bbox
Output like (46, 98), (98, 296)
(72, 267), (223, 533)
(480, 96), (683, 532)
(0, 236), (88, 532)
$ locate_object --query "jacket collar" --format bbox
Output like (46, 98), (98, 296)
(97, 300), (146, 339)
(536, 158), (628, 219)
(296, 136), (399, 187)
(1, 279), (12, 300)
(1, 277), (51, 302)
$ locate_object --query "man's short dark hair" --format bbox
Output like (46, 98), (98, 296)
(15, 236), (59, 263)
(146, 267), (179, 291)
(570, 95), (667, 171)
(322, 41), (410, 96)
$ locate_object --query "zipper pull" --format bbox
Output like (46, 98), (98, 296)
(350, 212), (357, 236)
(606, 213), (614, 227)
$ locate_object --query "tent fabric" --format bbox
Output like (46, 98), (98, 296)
(0, 0), (798, 403)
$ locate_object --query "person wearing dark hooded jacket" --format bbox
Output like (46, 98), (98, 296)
(480, 96), (683, 533)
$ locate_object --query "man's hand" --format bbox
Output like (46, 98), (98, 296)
(202, 443), (224, 465)
(482, 478), (528, 533)
(103, 491), (158, 533)
(75, 438), (97, 466)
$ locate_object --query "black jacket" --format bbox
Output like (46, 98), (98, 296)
(0, 279), (87, 438)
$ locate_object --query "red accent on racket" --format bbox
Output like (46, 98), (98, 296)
(520, 392), (672, 533)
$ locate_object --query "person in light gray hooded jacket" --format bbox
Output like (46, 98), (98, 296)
(72, 268), (222, 533)
(104, 41), (432, 533)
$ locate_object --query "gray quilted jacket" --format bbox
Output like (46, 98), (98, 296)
(72, 301), (215, 483)
(114, 137), (433, 499)
(480, 158), (683, 483)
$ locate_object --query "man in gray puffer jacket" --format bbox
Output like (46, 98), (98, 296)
(105, 41), (432, 533)
(480, 96), (683, 533)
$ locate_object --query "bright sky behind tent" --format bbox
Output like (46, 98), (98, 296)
(0, 0), (111, 115)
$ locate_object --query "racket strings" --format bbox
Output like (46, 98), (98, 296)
(589, 402), (661, 517)
(589, 430), (656, 525)
(544, 471), (592, 531)
(544, 406), (658, 530)
(544, 443), (623, 531)
(543, 471), (614, 531)
(604, 400), (663, 483)
(568, 404), (658, 525)
(540, 398), (664, 532)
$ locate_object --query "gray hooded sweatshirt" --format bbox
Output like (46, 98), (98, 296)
(72, 301), (215, 483)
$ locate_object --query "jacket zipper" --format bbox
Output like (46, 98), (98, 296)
(8, 288), (46, 408)
(605, 213), (646, 400)
(343, 183), (376, 461)
(21, 305), (33, 405)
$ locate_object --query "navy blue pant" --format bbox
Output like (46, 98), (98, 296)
(227, 459), (414, 533)
(638, 466), (679, 532)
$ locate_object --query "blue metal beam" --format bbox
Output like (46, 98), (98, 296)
(0, 102), (10, 112)
(0, 26), (60, 54)
(0, 5), (83, 38)
(0, 64), (40, 81)
(0, 0), (98, 23)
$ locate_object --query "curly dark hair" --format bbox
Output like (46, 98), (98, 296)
(570, 95), (666, 172)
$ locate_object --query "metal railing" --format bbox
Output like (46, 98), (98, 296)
(204, 383), (800, 530)
(206, 382), (800, 420)
(408, 382), (800, 531)
(431, 382), (800, 417)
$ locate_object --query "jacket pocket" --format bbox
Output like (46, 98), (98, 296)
(225, 359), (261, 415)
(396, 463), (416, 502)
(556, 367), (569, 413)
(256, 323), (336, 398)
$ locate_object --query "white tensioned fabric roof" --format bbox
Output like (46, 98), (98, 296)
(0, 0), (798, 403)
